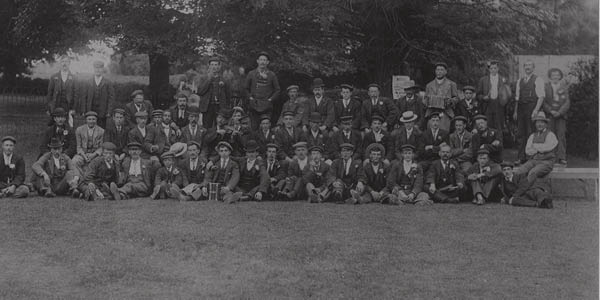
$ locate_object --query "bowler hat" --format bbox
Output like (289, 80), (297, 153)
(102, 142), (117, 151)
(48, 138), (63, 148)
(244, 140), (260, 152)
(215, 141), (233, 152)
(365, 143), (385, 157)
(84, 111), (98, 118)
(311, 78), (325, 89)
(399, 111), (418, 123)
(309, 112), (322, 123)
(1, 136), (16, 144)
(52, 108), (67, 117)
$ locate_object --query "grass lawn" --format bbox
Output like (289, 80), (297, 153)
(0, 198), (597, 299)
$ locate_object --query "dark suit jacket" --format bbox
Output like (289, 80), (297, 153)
(390, 127), (423, 160)
(476, 74), (510, 105)
(83, 156), (119, 185)
(543, 82), (570, 119)
(203, 159), (240, 190)
(471, 128), (503, 163)
(448, 131), (473, 163)
(500, 173), (550, 198)
(425, 160), (464, 188)
(245, 69), (281, 112)
(32, 152), (77, 179)
(361, 97), (399, 129)
(420, 128), (449, 161)
(274, 126), (306, 160)
(120, 157), (156, 188)
(333, 99), (362, 130)
(362, 130), (392, 159)
(197, 76), (231, 112)
(467, 162), (502, 182)
(265, 159), (287, 182)
(234, 157), (269, 193)
(306, 130), (329, 159)
(387, 161), (424, 195)
(104, 123), (130, 155)
(287, 158), (310, 180)
(47, 71), (75, 112)
(454, 99), (482, 130)
(39, 125), (76, 158)
(303, 96), (336, 129)
(154, 166), (187, 188)
(179, 157), (207, 185)
(328, 158), (362, 188)
(128, 126), (161, 158)
(253, 129), (277, 155)
(149, 123), (178, 153)
(0, 154), (26, 188)
(80, 77), (115, 117)
(302, 162), (330, 187)
(358, 163), (390, 192)
(170, 106), (190, 129)
(328, 130), (362, 160)
(124, 100), (154, 125)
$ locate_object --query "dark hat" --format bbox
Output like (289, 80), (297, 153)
(434, 62), (448, 69)
(340, 143), (355, 151)
(286, 85), (299, 92)
(340, 115), (353, 123)
(487, 60), (500, 67)
(309, 112), (322, 123)
(462, 85), (476, 92)
(161, 151), (175, 159)
(532, 111), (549, 123)
(232, 106), (245, 114)
(52, 108), (67, 117)
(309, 145), (324, 153)
(1, 136), (16, 144)
(208, 56), (222, 63)
(151, 109), (164, 117)
(84, 111), (98, 118)
(175, 92), (188, 99)
(48, 138), (63, 148)
(102, 142), (117, 151)
(134, 111), (148, 118)
(217, 108), (233, 119)
(428, 111), (441, 119)
(113, 108), (125, 115)
(500, 161), (515, 168)
(311, 78), (325, 89)
(452, 115), (468, 124)
(477, 145), (490, 155)
(400, 144), (416, 151)
(127, 141), (142, 149)
(187, 141), (201, 150)
(282, 110), (295, 117)
(365, 143), (386, 157)
(399, 111), (418, 123)
(257, 51), (270, 60)
(93, 60), (105, 68)
(259, 114), (271, 122)
(244, 140), (260, 152)
(187, 106), (200, 116)
(292, 141), (308, 149)
(404, 85), (422, 92)
(473, 114), (487, 121)
(265, 143), (279, 150)
(371, 114), (384, 123)
(367, 83), (381, 90)
(215, 141), (233, 152)
(131, 90), (144, 98)
(340, 84), (354, 91)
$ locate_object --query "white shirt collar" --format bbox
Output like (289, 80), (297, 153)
(3, 153), (12, 165)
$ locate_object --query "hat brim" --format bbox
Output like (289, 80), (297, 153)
(400, 116), (418, 123)
(170, 142), (188, 157)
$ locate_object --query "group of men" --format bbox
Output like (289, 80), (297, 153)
(0, 53), (568, 209)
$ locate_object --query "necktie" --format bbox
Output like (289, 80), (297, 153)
(221, 160), (225, 169)
(344, 160), (349, 175)
(180, 110), (184, 118)
(268, 162), (273, 173)
(433, 130), (437, 141)
(345, 132), (350, 140)
(191, 160), (196, 171)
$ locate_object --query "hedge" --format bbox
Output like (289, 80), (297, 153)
(566, 57), (598, 159)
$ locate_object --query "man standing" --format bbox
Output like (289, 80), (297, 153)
(425, 143), (464, 203)
(278, 85), (307, 129)
(477, 60), (510, 132)
(73, 111), (105, 174)
(328, 143), (362, 203)
(333, 84), (362, 131)
(520, 112), (557, 187)
(350, 143), (390, 204)
(396, 85), (425, 130)
(32, 138), (80, 197)
(303, 78), (335, 132)
(0, 136), (30, 198)
(466, 147), (502, 205)
(78, 142), (120, 201)
(361, 83), (399, 132)
(39, 108), (76, 158)
(246, 52), (281, 129)
(124, 90), (154, 126)
(454, 86), (482, 131)
(514, 60), (546, 163)
(471, 115), (503, 163)
(424, 62), (459, 131)
(198, 57), (231, 128)
(386, 144), (431, 205)
(104, 108), (129, 162)
(81, 60), (115, 128)
(47, 55), (75, 119)
(499, 161), (553, 209)
(543, 68), (570, 166)
(448, 116), (473, 173)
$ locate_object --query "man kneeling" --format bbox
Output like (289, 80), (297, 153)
(386, 144), (432, 205)
(499, 161), (553, 208)
(32, 138), (80, 197)
(115, 142), (157, 200)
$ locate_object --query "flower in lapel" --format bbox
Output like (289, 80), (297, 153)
(449, 163), (456, 170)
(9, 164), (15, 169)
(63, 130), (69, 136)
(483, 166), (491, 173)
(173, 168), (180, 175)
(254, 164), (260, 171)
(378, 168), (384, 174)
(271, 134), (275, 140)
(378, 101), (384, 106)
(482, 131), (487, 138)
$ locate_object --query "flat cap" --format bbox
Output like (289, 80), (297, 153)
(215, 141), (233, 152)
(127, 142), (142, 149)
(1, 136), (16, 144)
(102, 142), (117, 151)
(292, 141), (308, 149)
(131, 90), (144, 98)
(84, 111), (98, 118)
(134, 111), (148, 118)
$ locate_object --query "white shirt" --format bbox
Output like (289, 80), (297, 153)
(298, 158), (308, 170)
(135, 103), (143, 112)
(371, 163), (380, 174)
(263, 129), (270, 139)
(343, 158), (352, 175)
(406, 128), (413, 139)
(441, 160), (449, 170)
(267, 160), (275, 172)
(515, 74), (545, 101)
(315, 96), (323, 106)
(371, 97), (378, 106)
(403, 160), (413, 173)
(137, 126), (146, 138)
(189, 125), (197, 137)
(436, 78), (445, 85)
(551, 82), (560, 101)
(431, 128), (439, 140)
(373, 129), (383, 142)
(246, 159), (256, 171)
(465, 98), (473, 108)
(343, 130), (351, 140)
(60, 70), (69, 82)
(3, 153), (12, 165)
(220, 158), (229, 169)
(53, 156), (61, 169)
(505, 173), (514, 183)
(286, 127), (294, 136)
(178, 109), (185, 119)
(163, 124), (171, 138)
(129, 159), (141, 176)
(94, 76), (102, 86)
(490, 74), (499, 99)
(343, 98), (350, 108)
(311, 130), (319, 139)
(189, 158), (198, 171)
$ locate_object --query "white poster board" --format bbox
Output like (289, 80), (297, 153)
(392, 76), (414, 100)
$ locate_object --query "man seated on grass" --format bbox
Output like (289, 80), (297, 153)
(499, 161), (553, 209)
(328, 143), (362, 204)
(305, 145), (332, 203)
(350, 143), (391, 204)
(471, 114), (503, 163)
(39, 108), (76, 158)
(32, 138), (80, 198)
(116, 142), (157, 200)
(264, 143), (287, 200)
(151, 151), (186, 200)
(425, 143), (464, 203)
(0, 136), (30, 198)
(73, 111), (105, 175)
(467, 147), (502, 205)
(385, 144), (432, 205)
(231, 140), (269, 202)
(202, 141), (240, 203)
(448, 116), (473, 174)
(279, 142), (310, 200)
(519, 111), (557, 187)
(78, 142), (120, 201)
(178, 141), (208, 201)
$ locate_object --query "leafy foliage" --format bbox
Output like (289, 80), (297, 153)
(567, 57), (598, 159)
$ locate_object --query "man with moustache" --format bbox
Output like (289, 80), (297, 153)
(80, 60), (115, 128)
(246, 52), (281, 129)
(32, 138), (80, 197)
(47, 55), (75, 120)
(39, 108), (76, 158)
(170, 92), (190, 129)
(303, 78), (335, 133)
(124, 90), (154, 126)
(424, 62), (459, 131)
(0, 136), (30, 198)
(425, 143), (465, 203)
(361, 83), (399, 132)
(198, 56), (231, 128)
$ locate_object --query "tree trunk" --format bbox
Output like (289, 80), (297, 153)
(148, 52), (171, 109)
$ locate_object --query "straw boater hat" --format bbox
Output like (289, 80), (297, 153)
(365, 143), (386, 157)
(399, 111), (418, 123)
(169, 142), (188, 157)
(532, 111), (549, 123)
(215, 141), (233, 152)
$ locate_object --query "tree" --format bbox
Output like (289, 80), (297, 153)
(0, 0), (89, 85)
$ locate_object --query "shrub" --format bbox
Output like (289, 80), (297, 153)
(567, 57), (598, 159)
